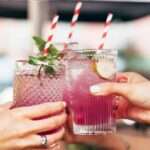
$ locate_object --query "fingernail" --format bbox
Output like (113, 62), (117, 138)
(118, 77), (128, 83)
(63, 101), (67, 107)
(90, 85), (101, 94)
(61, 127), (65, 133)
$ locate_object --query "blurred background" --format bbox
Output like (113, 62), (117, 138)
(0, 0), (150, 150)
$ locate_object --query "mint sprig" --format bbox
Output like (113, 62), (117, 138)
(33, 36), (46, 51)
(82, 51), (95, 59)
(28, 36), (61, 74)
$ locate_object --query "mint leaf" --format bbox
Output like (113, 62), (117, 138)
(43, 66), (54, 74)
(33, 36), (46, 51)
(28, 59), (37, 65)
(28, 56), (38, 65)
(28, 56), (44, 65)
(29, 37), (61, 75)
(47, 55), (58, 64)
(49, 46), (58, 55)
(82, 51), (95, 59)
(38, 55), (47, 61)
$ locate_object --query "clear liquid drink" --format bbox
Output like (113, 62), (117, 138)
(65, 49), (117, 135)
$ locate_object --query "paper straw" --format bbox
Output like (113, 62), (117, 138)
(99, 13), (113, 49)
(64, 2), (82, 49)
(44, 15), (59, 54)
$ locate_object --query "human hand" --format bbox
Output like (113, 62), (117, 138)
(0, 101), (67, 150)
(90, 72), (150, 123)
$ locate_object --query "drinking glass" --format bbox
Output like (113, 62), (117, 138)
(13, 42), (78, 107)
(65, 49), (117, 135)
(13, 60), (65, 107)
(13, 42), (79, 149)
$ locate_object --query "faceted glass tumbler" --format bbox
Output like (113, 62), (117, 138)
(13, 60), (65, 107)
(65, 49), (118, 135)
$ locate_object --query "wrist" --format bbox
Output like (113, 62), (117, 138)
(102, 134), (127, 150)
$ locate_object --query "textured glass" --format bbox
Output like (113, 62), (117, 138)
(65, 49), (117, 135)
(13, 61), (65, 107)
(13, 42), (78, 107)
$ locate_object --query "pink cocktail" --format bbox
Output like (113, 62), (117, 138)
(13, 43), (78, 107)
(13, 60), (65, 135)
(13, 61), (65, 107)
(65, 49), (117, 135)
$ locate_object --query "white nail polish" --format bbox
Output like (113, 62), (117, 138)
(63, 101), (67, 107)
(90, 85), (101, 94)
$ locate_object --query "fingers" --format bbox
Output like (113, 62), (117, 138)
(24, 127), (65, 148)
(30, 112), (67, 134)
(66, 108), (73, 132)
(13, 101), (66, 119)
(90, 81), (150, 109)
(0, 102), (13, 112)
(116, 72), (148, 83)
(116, 74), (128, 83)
(46, 127), (65, 146)
(124, 106), (150, 124)
(90, 82), (132, 99)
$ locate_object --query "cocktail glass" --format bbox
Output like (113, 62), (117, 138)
(13, 42), (79, 149)
(65, 49), (117, 135)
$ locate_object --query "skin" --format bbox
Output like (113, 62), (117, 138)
(65, 129), (150, 150)
(90, 72), (150, 123)
(0, 101), (67, 150)
(64, 72), (150, 150)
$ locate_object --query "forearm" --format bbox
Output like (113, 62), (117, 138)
(73, 134), (150, 150)
(104, 134), (150, 150)
(73, 134), (125, 150)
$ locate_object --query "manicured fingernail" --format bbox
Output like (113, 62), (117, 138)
(118, 77), (128, 83)
(61, 127), (65, 133)
(90, 85), (101, 94)
(63, 101), (67, 107)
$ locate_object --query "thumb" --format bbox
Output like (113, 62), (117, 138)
(90, 82), (133, 102)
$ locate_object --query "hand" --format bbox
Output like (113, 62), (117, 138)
(90, 72), (150, 123)
(0, 101), (67, 150)
(64, 107), (150, 150)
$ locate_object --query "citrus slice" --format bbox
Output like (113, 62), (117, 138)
(96, 59), (116, 79)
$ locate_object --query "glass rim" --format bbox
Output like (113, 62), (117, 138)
(51, 42), (78, 45)
(16, 60), (27, 63)
(66, 49), (117, 54)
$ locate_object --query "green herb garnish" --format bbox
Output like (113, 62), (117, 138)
(82, 51), (95, 59)
(32, 36), (46, 52)
(28, 36), (61, 75)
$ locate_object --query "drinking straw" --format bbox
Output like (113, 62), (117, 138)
(44, 15), (59, 54)
(64, 2), (82, 50)
(99, 13), (113, 49)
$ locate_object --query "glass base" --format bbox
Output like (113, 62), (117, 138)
(73, 123), (116, 135)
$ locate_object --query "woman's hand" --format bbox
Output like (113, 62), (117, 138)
(90, 72), (150, 123)
(0, 101), (67, 150)
(64, 72), (150, 149)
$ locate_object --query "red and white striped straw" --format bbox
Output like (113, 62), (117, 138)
(44, 15), (59, 54)
(99, 13), (113, 49)
(64, 2), (82, 49)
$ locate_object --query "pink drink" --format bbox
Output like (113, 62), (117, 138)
(13, 61), (64, 107)
(13, 61), (65, 134)
(13, 42), (78, 107)
(65, 50), (117, 135)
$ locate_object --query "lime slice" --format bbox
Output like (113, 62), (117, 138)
(96, 59), (116, 79)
